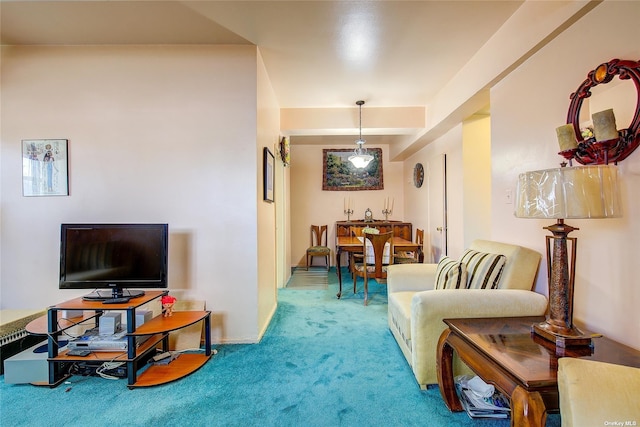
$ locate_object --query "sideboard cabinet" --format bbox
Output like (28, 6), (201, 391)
(335, 220), (413, 241)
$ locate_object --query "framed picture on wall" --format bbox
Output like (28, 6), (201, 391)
(322, 148), (383, 191)
(22, 139), (69, 197)
(279, 136), (290, 166)
(263, 147), (275, 203)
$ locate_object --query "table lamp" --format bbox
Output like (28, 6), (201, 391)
(515, 165), (621, 347)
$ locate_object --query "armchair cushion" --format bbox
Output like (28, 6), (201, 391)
(307, 246), (330, 255)
(558, 358), (640, 427)
(460, 249), (506, 289)
(434, 257), (467, 289)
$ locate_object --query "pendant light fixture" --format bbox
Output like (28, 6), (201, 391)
(348, 100), (374, 168)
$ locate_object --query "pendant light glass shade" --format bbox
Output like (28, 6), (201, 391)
(348, 101), (373, 168)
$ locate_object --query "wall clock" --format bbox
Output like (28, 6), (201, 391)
(413, 163), (424, 188)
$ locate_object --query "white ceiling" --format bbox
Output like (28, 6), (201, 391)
(0, 1), (523, 146)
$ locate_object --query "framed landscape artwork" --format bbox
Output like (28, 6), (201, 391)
(322, 148), (383, 191)
(22, 139), (69, 197)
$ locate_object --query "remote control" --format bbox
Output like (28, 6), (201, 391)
(102, 297), (131, 304)
(67, 349), (91, 357)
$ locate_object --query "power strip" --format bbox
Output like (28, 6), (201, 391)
(151, 351), (180, 365)
(152, 352), (171, 362)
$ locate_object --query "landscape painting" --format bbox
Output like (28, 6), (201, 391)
(322, 148), (383, 191)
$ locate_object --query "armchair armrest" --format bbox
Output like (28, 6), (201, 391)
(409, 289), (548, 386)
(387, 263), (437, 293)
(412, 289), (548, 322)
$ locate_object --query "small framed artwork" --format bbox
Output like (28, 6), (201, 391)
(263, 147), (275, 203)
(22, 139), (69, 197)
(279, 136), (290, 166)
(322, 148), (383, 191)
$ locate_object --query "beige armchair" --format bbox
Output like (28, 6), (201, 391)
(558, 358), (640, 427)
(387, 239), (548, 389)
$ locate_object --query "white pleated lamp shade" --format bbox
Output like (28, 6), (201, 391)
(515, 165), (621, 219)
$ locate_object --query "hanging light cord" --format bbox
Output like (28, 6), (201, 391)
(357, 100), (365, 144)
(349, 100), (373, 168)
(358, 100), (363, 141)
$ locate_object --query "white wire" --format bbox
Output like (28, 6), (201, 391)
(96, 361), (125, 380)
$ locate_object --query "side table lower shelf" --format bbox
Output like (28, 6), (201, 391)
(129, 353), (211, 388)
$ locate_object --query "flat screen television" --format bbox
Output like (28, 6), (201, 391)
(59, 223), (168, 300)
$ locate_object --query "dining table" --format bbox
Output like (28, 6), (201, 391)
(335, 235), (421, 299)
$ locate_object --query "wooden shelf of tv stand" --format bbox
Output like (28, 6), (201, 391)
(130, 311), (213, 388)
(54, 332), (165, 362)
(31, 350), (211, 389)
(26, 291), (167, 335)
(132, 311), (211, 335)
(129, 353), (211, 388)
(53, 290), (167, 310)
(26, 312), (101, 335)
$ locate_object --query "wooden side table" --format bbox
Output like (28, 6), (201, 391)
(436, 316), (640, 427)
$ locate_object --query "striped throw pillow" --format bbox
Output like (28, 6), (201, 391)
(460, 249), (506, 289)
(435, 256), (468, 290)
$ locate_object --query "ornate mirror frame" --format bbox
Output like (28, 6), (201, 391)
(562, 58), (640, 165)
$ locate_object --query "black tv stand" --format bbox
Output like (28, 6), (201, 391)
(30, 291), (212, 388)
(82, 289), (146, 301)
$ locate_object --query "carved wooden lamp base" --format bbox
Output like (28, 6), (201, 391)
(532, 320), (592, 348)
(532, 220), (593, 348)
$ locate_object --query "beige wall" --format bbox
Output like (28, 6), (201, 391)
(491, 1), (640, 349)
(462, 115), (491, 247)
(0, 45), (272, 343)
(402, 1), (639, 350)
(256, 49), (280, 335)
(289, 144), (404, 267)
(404, 125), (464, 263)
(255, 52), (283, 336)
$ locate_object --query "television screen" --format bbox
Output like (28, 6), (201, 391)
(60, 224), (168, 300)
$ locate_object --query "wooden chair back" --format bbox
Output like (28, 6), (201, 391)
(311, 225), (328, 247)
(361, 231), (394, 279)
(350, 226), (365, 237)
(353, 231), (393, 305)
(415, 228), (425, 262)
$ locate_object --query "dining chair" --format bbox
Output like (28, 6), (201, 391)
(306, 225), (330, 270)
(394, 228), (424, 264)
(349, 226), (378, 283)
(352, 231), (394, 305)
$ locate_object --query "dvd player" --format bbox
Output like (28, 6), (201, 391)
(67, 328), (129, 352)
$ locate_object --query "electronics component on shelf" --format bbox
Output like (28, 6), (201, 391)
(67, 328), (128, 352)
(135, 310), (153, 327)
(98, 312), (122, 335)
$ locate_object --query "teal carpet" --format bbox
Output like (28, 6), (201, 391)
(1, 269), (561, 426)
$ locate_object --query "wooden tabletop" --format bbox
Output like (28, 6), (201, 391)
(443, 316), (640, 388)
(336, 236), (418, 248)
